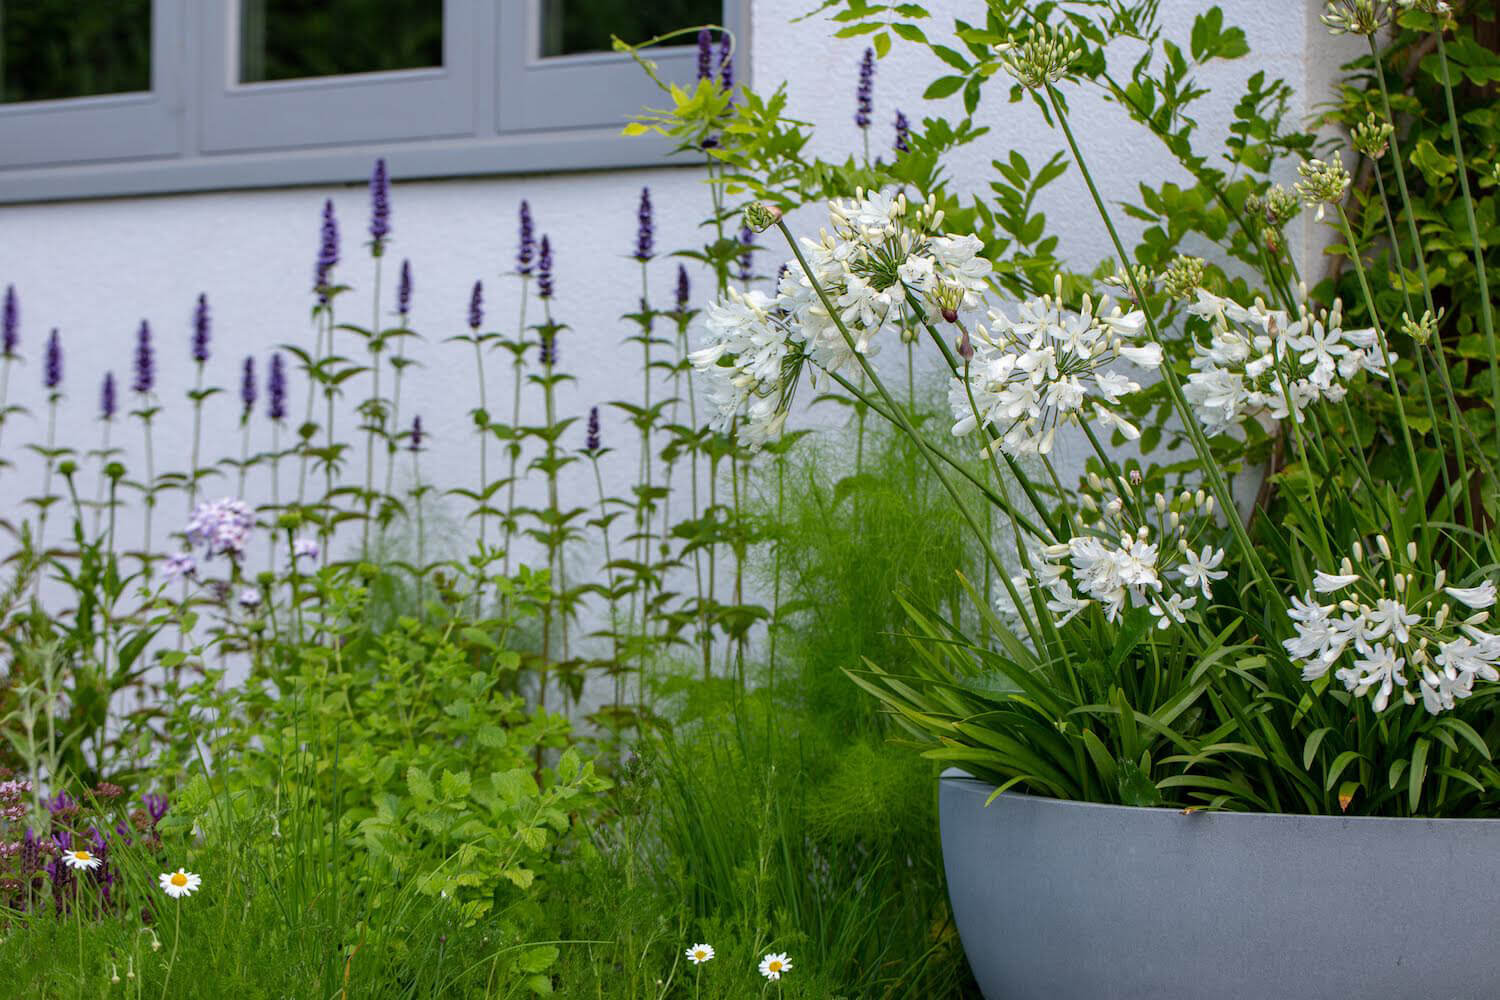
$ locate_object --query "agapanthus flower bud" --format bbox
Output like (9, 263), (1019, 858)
(855, 47), (874, 128)
(675, 265), (691, 314)
(100, 372), (117, 421)
(240, 355), (257, 417)
(743, 202), (781, 233)
(735, 225), (753, 283)
(517, 201), (536, 275)
(697, 29), (713, 81)
(43, 328), (61, 390)
(397, 259), (412, 316)
(1160, 255), (1206, 299)
(1295, 157), (1352, 220)
(468, 280), (483, 329)
(1351, 113), (1394, 160)
(894, 110), (910, 154)
(1401, 308), (1443, 346)
(585, 405), (601, 451)
(538, 235), (555, 299)
(267, 351), (287, 421)
(635, 187), (654, 261)
(191, 293), (210, 364)
(3, 285), (18, 357)
(314, 198), (340, 300)
(1321, 0), (1389, 35)
(996, 25), (1081, 89)
(369, 158), (390, 249)
(132, 320), (154, 394)
(409, 414), (424, 452)
(719, 34), (733, 92)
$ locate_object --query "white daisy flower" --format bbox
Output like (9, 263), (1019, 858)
(64, 849), (102, 871)
(758, 952), (792, 981)
(158, 868), (202, 899)
(685, 943), (715, 965)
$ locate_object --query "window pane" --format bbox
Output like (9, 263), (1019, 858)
(540, 0), (721, 57)
(239, 0), (442, 84)
(0, 0), (151, 103)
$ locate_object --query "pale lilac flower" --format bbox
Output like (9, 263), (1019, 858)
(186, 498), (254, 558)
(238, 588), (261, 610)
(162, 553), (197, 580)
(292, 537), (319, 562)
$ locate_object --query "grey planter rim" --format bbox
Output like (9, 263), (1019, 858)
(939, 765), (1500, 824)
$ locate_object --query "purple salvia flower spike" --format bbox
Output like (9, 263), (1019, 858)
(240, 355), (257, 417)
(315, 198), (340, 301)
(2, 285), (18, 357)
(675, 265), (691, 314)
(539, 331), (556, 367)
(538, 235), (555, 300)
(855, 47), (874, 128)
(43, 328), (61, 390)
(517, 201), (536, 276)
(736, 225), (754, 283)
(267, 351), (287, 421)
(100, 372), (116, 420)
(397, 259), (412, 316)
(132, 320), (154, 394)
(585, 405), (600, 452)
(369, 158), (391, 249)
(696, 29), (713, 81)
(635, 187), (654, 262)
(191, 293), (210, 364)
(894, 109), (910, 153)
(718, 34), (733, 92)
(143, 793), (168, 823)
(468, 280), (483, 329)
(409, 414), (424, 452)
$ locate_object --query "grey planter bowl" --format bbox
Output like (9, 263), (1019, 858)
(940, 768), (1500, 1000)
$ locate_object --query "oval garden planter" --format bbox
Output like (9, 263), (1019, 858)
(940, 768), (1500, 1000)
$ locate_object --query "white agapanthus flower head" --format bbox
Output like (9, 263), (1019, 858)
(1285, 537), (1500, 715)
(691, 189), (993, 450)
(1182, 290), (1386, 435)
(947, 279), (1158, 456)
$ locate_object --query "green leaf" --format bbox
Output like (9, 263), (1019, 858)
(1116, 757), (1163, 807)
(924, 75), (965, 100)
(1409, 737), (1430, 812)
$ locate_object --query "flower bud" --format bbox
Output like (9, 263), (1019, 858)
(743, 202), (781, 233)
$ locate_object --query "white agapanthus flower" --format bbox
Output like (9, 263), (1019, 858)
(691, 189), (994, 449)
(1182, 290), (1386, 435)
(1285, 537), (1500, 715)
(947, 281), (1158, 456)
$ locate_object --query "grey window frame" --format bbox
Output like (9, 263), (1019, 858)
(0, 0), (749, 205)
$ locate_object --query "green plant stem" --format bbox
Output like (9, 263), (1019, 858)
(502, 277), (530, 581)
(362, 256), (383, 556)
(159, 901), (181, 1000)
(188, 364), (205, 511)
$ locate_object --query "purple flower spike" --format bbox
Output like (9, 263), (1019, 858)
(192, 293), (211, 364)
(736, 225), (754, 283)
(315, 198), (340, 300)
(409, 414), (424, 452)
(718, 34), (733, 92)
(538, 235), (555, 300)
(635, 187), (654, 262)
(100, 372), (116, 421)
(369, 158), (391, 249)
(143, 793), (169, 824)
(47, 790), (76, 815)
(675, 264), (690, 314)
(43, 328), (61, 391)
(539, 331), (556, 367)
(397, 259), (412, 316)
(268, 352), (287, 421)
(855, 47), (875, 128)
(585, 405), (600, 451)
(517, 201), (536, 276)
(696, 29), (713, 81)
(468, 280), (483, 330)
(240, 355), (257, 417)
(894, 109), (910, 154)
(2, 285), (17, 357)
(132, 320), (154, 395)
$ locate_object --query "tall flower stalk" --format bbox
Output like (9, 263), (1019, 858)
(266, 351), (288, 573)
(382, 259), (415, 515)
(501, 203), (535, 581)
(33, 329), (64, 561)
(237, 355), (257, 496)
(131, 320), (158, 571)
(0, 285), (20, 471)
(186, 293), (211, 511)
(361, 158), (391, 554)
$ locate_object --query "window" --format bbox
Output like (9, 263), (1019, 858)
(0, 0), (748, 203)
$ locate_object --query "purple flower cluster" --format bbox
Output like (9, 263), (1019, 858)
(43, 329), (61, 391)
(539, 331), (556, 367)
(2, 285), (18, 357)
(315, 199), (340, 301)
(240, 355), (257, 417)
(697, 29), (713, 81)
(409, 414), (424, 452)
(192, 293), (211, 364)
(292, 536), (320, 562)
(855, 47), (875, 128)
(585, 405), (601, 451)
(635, 187), (654, 262)
(163, 553), (197, 579)
(736, 225), (754, 283)
(369, 158), (391, 249)
(0, 778), (30, 823)
(100, 372), (117, 421)
(719, 35), (733, 92)
(675, 265), (691, 314)
(894, 109), (910, 154)
(186, 497), (254, 558)
(397, 259), (413, 316)
(133, 320), (154, 395)
(538, 236), (555, 300)
(517, 201), (536, 276)
(268, 352), (287, 421)
(469, 280), (484, 330)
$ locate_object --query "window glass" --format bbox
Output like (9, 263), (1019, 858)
(0, 0), (152, 103)
(539, 0), (721, 57)
(239, 0), (442, 84)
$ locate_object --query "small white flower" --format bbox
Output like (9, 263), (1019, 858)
(238, 588), (262, 610)
(1445, 581), (1497, 609)
(63, 849), (101, 871)
(1149, 592), (1197, 629)
(1178, 547), (1227, 598)
(162, 553), (197, 580)
(292, 536), (320, 562)
(158, 868), (201, 899)
(759, 952), (793, 981)
(1313, 571), (1359, 593)
(686, 943), (715, 965)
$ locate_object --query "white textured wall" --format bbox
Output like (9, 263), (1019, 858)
(0, 0), (1333, 634)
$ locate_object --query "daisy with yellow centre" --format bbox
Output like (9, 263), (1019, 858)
(758, 952), (792, 981)
(686, 943), (715, 965)
(63, 849), (101, 871)
(158, 868), (201, 899)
